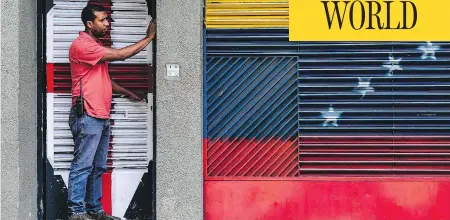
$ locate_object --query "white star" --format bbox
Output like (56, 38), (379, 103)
(418, 41), (440, 60)
(353, 77), (374, 98)
(321, 105), (343, 127)
(382, 54), (402, 76)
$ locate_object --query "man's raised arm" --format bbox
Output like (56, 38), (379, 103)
(101, 20), (156, 62)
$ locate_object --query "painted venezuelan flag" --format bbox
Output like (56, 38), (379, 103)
(203, 1), (450, 219)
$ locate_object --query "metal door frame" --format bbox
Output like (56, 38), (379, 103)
(36, 0), (157, 219)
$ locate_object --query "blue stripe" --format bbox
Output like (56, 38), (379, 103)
(215, 61), (297, 139)
(206, 56), (297, 140)
(203, 28), (207, 138)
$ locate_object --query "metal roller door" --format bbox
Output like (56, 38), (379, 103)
(203, 1), (450, 219)
(44, 0), (155, 219)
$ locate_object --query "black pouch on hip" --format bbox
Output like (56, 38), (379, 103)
(75, 96), (84, 116)
(75, 78), (84, 116)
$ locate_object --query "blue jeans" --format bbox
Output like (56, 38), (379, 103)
(67, 108), (110, 214)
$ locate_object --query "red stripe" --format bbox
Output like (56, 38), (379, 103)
(203, 138), (207, 220)
(205, 176), (450, 181)
(104, 115), (114, 214)
(203, 138), (208, 179)
(101, 172), (112, 215)
(206, 138), (298, 177)
(205, 180), (450, 220)
(51, 63), (151, 94)
(46, 63), (54, 93)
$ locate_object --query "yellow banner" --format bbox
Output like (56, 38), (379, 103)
(289, 0), (450, 41)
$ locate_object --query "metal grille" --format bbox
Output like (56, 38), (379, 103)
(46, 0), (152, 172)
(205, 28), (450, 177)
(298, 41), (450, 175)
(111, 0), (151, 64)
(48, 0), (151, 63)
(52, 63), (151, 93)
(51, 94), (149, 170)
(205, 0), (288, 28)
(206, 28), (297, 56)
(48, 0), (91, 63)
(205, 56), (298, 177)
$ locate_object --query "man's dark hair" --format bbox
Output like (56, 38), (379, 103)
(81, 4), (107, 27)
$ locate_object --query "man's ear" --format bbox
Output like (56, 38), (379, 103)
(86, 21), (93, 29)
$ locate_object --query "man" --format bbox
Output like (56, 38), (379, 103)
(67, 4), (155, 220)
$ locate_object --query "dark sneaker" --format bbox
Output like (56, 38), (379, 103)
(68, 213), (95, 220)
(88, 211), (121, 220)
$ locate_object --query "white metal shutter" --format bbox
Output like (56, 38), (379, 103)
(47, 0), (153, 176)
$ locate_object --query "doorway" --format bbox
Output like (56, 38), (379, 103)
(38, 0), (156, 219)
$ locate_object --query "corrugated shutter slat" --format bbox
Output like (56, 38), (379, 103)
(52, 94), (149, 170)
(205, 29), (299, 177)
(205, 0), (288, 28)
(205, 28), (450, 177)
(299, 41), (450, 175)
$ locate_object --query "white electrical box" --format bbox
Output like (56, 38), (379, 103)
(166, 63), (180, 79)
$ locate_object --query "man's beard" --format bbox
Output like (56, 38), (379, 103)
(93, 29), (106, 38)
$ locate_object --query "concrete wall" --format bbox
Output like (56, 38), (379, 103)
(0, 0), (38, 219)
(155, 0), (204, 219)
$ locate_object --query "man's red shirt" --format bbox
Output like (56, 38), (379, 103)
(69, 31), (112, 119)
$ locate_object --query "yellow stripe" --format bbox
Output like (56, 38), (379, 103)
(207, 9), (287, 16)
(208, 3), (288, 8)
(206, 0), (287, 3)
(205, 0), (289, 28)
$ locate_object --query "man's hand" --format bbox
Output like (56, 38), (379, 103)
(101, 20), (155, 62)
(146, 20), (156, 40)
(127, 91), (146, 103)
(112, 80), (146, 103)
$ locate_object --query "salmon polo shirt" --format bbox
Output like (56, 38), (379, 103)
(69, 32), (112, 119)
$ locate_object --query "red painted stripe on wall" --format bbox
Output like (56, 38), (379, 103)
(203, 138), (208, 179)
(101, 172), (112, 215)
(205, 136), (450, 177)
(51, 63), (152, 94)
(205, 180), (450, 220)
(206, 138), (299, 177)
(46, 63), (54, 93)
